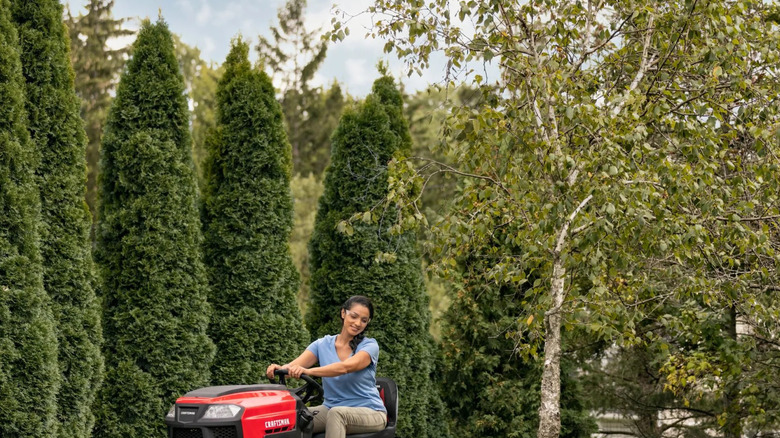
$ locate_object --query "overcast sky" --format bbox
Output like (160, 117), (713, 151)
(65, 0), (453, 96)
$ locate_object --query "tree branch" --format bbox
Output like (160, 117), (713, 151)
(407, 156), (512, 197)
(622, 179), (666, 189)
(613, 14), (656, 116)
(570, 11), (633, 76)
(715, 214), (780, 222)
(555, 194), (594, 254)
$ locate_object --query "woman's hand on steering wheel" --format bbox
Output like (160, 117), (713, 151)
(287, 364), (308, 379)
(266, 363), (286, 380)
(270, 368), (324, 405)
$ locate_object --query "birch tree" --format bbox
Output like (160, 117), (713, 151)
(343, 0), (780, 436)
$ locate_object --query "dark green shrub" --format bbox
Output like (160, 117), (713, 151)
(94, 19), (214, 437)
(0, 1), (60, 435)
(306, 76), (448, 438)
(439, 261), (596, 438)
(202, 39), (307, 385)
(11, 1), (103, 435)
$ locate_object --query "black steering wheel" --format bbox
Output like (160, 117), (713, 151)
(271, 369), (324, 405)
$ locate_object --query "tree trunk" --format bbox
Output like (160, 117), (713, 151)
(723, 305), (742, 438)
(538, 258), (565, 438)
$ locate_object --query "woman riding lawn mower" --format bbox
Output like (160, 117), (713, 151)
(165, 296), (397, 438)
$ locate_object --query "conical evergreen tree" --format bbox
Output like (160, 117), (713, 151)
(306, 76), (448, 438)
(0, 1), (60, 435)
(11, 1), (103, 436)
(203, 38), (307, 385)
(94, 19), (214, 436)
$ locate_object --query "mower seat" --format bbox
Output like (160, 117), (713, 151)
(312, 377), (398, 438)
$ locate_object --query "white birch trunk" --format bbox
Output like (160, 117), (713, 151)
(537, 194), (591, 438)
(537, 259), (565, 438)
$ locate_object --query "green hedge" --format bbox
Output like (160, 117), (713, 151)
(0, 1), (60, 435)
(11, 1), (104, 435)
(307, 76), (449, 438)
(94, 19), (214, 437)
(202, 39), (307, 385)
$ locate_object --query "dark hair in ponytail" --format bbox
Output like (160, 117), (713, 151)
(341, 295), (374, 353)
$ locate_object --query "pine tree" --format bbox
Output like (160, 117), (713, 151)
(11, 1), (103, 436)
(0, 1), (60, 435)
(94, 19), (214, 436)
(256, 0), (343, 178)
(65, 0), (130, 227)
(203, 38), (307, 385)
(306, 76), (448, 438)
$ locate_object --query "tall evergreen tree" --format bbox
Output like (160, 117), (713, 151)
(203, 38), (307, 385)
(65, 0), (130, 226)
(306, 76), (448, 438)
(94, 19), (214, 436)
(11, 1), (103, 436)
(0, 1), (60, 435)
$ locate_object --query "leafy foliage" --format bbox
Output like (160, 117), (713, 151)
(0, 1), (60, 434)
(404, 86), (481, 338)
(94, 19), (214, 436)
(357, 0), (780, 435)
(12, 0), (103, 436)
(202, 38), (308, 385)
(440, 264), (596, 438)
(307, 76), (449, 438)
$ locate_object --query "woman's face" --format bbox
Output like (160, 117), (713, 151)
(341, 303), (371, 336)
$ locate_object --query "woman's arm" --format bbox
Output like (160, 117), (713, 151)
(266, 350), (318, 379)
(287, 351), (371, 378)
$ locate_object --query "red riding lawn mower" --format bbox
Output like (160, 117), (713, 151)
(165, 370), (398, 438)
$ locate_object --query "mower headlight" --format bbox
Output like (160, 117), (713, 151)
(166, 405), (175, 419)
(203, 404), (242, 419)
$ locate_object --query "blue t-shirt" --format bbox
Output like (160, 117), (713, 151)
(306, 335), (386, 412)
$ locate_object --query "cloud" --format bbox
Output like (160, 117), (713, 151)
(195, 1), (212, 25)
(344, 58), (371, 88)
(175, 0), (194, 12)
(200, 36), (216, 56)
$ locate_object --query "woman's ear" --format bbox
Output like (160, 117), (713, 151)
(340, 308), (346, 319)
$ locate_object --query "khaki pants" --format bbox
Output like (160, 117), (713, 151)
(309, 405), (387, 438)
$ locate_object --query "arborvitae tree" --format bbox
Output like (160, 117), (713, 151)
(65, 0), (130, 226)
(94, 19), (214, 436)
(0, 1), (60, 435)
(11, 1), (103, 436)
(307, 76), (448, 438)
(439, 263), (596, 438)
(203, 39), (307, 385)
